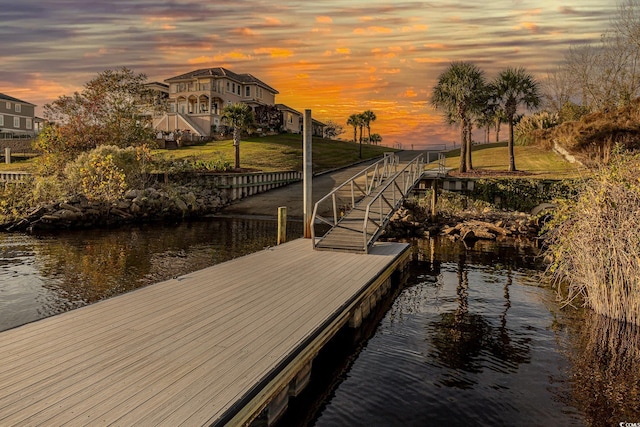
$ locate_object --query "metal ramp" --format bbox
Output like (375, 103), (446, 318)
(311, 153), (425, 253)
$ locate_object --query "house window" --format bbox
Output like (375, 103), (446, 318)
(26, 118), (32, 129)
(170, 104), (175, 113)
(13, 117), (20, 128)
(15, 104), (21, 113)
(245, 86), (250, 97)
(5, 102), (10, 109)
(0, 115), (3, 126)
(226, 82), (230, 91)
(232, 83), (235, 93)
(289, 114), (293, 124)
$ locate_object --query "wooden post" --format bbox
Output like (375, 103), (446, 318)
(5, 148), (10, 164)
(277, 206), (287, 245)
(431, 179), (438, 222)
(303, 109), (313, 238)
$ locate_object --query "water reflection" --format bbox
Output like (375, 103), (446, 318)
(309, 237), (583, 426)
(0, 218), (302, 331)
(565, 311), (640, 426)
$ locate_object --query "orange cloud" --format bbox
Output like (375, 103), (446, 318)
(371, 48), (397, 59)
(253, 47), (294, 58)
(354, 26), (394, 35)
(514, 22), (541, 34)
(382, 68), (401, 74)
(316, 16), (332, 24)
(232, 27), (258, 36)
(144, 16), (176, 29)
(402, 24), (428, 32)
(424, 43), (447, 50)
(335, 48), (351, 55)
(401, 89), (418, 98)
(264, 17), (282, 26)
(413, 57), (448, 64)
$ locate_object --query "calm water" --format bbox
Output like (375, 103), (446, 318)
(1, 220), (638, 426)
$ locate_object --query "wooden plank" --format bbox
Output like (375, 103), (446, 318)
(0, 238), (409, 426)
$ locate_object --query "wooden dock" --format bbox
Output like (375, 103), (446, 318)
(0, 238), (410, 426)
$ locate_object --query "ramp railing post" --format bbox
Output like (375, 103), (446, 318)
(303, 110), (313, 239)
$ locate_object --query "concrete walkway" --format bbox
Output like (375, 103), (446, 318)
(218, 150), (423, 219)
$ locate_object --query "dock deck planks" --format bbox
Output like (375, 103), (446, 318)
(0, 238), (409, 426)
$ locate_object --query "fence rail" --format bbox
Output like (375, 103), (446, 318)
(153, 170), (302, 201)
(0, 171), (31, 182)
(311, 153), (400, 234)
(311, 153), (425, 253)
(361, 154), (425, 250)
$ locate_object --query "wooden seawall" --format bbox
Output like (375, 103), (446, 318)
(0, 238), (410, 426)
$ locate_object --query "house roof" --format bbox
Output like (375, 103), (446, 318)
(275, 104), (301, 115)
(0, 93), (35, 106)
(276, 104), (325, 126)
(165, 68), (279, 94)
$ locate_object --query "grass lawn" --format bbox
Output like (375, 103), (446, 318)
(153, 134), (395, 172)
(0, 135), (394, 174)
(426, 142), (586, 179)
(0, 154), (39, 173)
(1, 138), (583, 180)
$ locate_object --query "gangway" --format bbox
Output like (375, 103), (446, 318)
(311, 153), (425, 253)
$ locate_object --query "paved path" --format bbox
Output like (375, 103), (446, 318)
(219, 150), (423, 219)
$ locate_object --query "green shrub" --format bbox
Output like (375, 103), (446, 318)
(153, 154), (232, 174)
(0, 180), (34, 222)
(515, 111), (559, 145)
(64, 145), (153, 201)
(472, 178), (581, 212)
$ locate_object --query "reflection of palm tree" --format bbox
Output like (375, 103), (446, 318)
(487, 269), (530, 364)
(430, 259), (531, 387)
(431, 255), (490, 383)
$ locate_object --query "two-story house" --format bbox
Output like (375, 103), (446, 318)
(153, 68), (279, 137)
(0, 93), (36, 138)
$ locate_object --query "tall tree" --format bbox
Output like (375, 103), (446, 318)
(222, 103), (255, 169)
(323, 120), (344, 139)
(347, 113), (364, 158)
(431, 62), (486, 173)
(37, 67), (157, 164)
(493, 67), (541, 171)
(361, 110), (377, 143)
(347, 114), (360, 143)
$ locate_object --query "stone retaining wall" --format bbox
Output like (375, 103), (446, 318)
(4, 184), (229, 232)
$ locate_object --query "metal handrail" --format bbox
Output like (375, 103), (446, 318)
(311, 153), (399, 243)
(361, 154), (425, 252)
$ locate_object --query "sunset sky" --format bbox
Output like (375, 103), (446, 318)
(1, 1), (617, 149)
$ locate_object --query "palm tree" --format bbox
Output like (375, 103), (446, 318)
(357, 113), (365, 144)
(361, 110), (377, 143)
(369, 133), (382, 144)
(431, 62), (486, 173)
(347, 113), (364, 158)
(493, 67), (541, 171)
(475, 84), (499, 144)
(347, 114), (360, 143)
(222, 103), (255, 169)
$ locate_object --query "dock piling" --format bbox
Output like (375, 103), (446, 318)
(277, 206), (287, 245)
